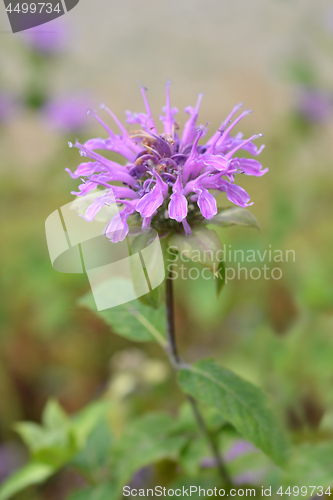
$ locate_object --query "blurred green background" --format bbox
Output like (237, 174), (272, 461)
(0, 0), (333, 498)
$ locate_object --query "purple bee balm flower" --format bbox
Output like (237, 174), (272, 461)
(67, 85), (267, 242)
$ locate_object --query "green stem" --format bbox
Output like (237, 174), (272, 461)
(165, 270), (232, 487)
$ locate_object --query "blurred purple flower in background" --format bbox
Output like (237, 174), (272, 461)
(67, 84), (267, 242)
(0, 443), (25, 483)
(201, 439), (265, 485)
(0, 92), (17, 124)
(43, 94), (91, 133)
(296, 87), (332, 123)
(224, 439), (257, 462)
(21, 18), (67, 55)
(201, 439), (257, 469)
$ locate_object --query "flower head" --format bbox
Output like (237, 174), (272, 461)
(67, 85), (267, 242)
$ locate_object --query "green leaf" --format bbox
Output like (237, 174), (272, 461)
(179, 438), (207, 476)
(178, 359), (289, 467)
(207, 208), (260, 230)
(215, 260), (225, 296)
(42, 399), (68, 430)
(15, 423), (74, 468)
(111, 413), (188, 489)
(136, 283), (164, 310)
(169, 227), (223, 275)
(32, 433), (77, 468)
(70, 419), (112, 480)
(67, 483), (117, 500)
(269, 442), (333, 489)
(14, 422), (46, 453)
(71, 400), (112, 448)
(176, 402), (227, 435)
(15, 401), (109, 472)
(79, 292), (167, 347)
(0, 462), (54, 500)
(5, 401), (112, 500)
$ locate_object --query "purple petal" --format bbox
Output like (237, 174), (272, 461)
(205, 102), (243, 151)
(197, 188), (218, 219)
(220, 181), (253, 207)
(136, 190), (164, 218)
(183, 175), (217, 219)
(125, 110), (149, 129)
(182, 158), (206, 184)
(217, 110), (253, 150)
(159, 81), (178, 135)
(168, 176), (188, 222)
(181, 93), (204, 148)
(136, 172), (168, 218)
(183, 172), (209, 196)
(71, 181), (99, 196)
(92, 165), (137, 188)
(110, 187), (140, 199)
(104, 200), (138, 243)
(182, 128), (207, 182)
(140, 86), (158, 133)
(65, 162), (102, 179)
(105, 213), (129, 243)
(83, 192), (115, 221)
(218, 135), (265, 156)
(199, 153), (231, 172)
(84, 138), (111, 150)
(182, 218), (192, 235)
(226, 134), (263, 159)
(142, 216), (153, 230)
(84, 136), (136, 162)
(232, 158), (268, 176)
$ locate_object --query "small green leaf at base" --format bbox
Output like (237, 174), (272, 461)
(111, 413), (188, 490)
(206, 208), (260, 230)
(79, 292), (167, 347)
(42, 399), (68, 430)
(0, 463), (54, 500)
(169, 227), (223, 276)
(268, 442), (333, 490)
(178, 359), (289, 467)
